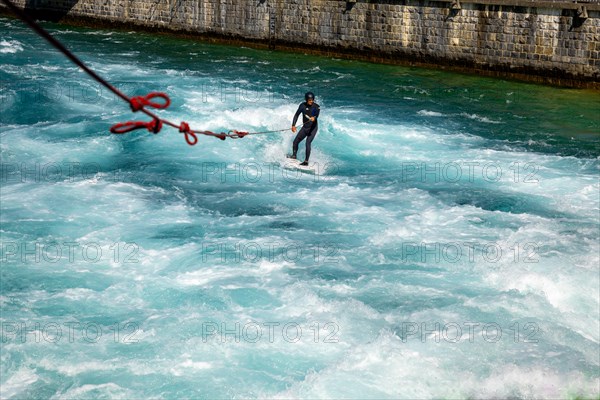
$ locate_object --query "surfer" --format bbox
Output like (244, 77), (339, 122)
(288, 92), (320, 166)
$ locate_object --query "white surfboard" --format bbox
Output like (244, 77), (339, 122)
(283, 158), (317, 174)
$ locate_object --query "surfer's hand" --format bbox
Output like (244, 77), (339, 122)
(309, 117), (315, 122)
(292, 126), (297, 133)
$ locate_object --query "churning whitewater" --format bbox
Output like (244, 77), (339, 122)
(1, 17), (599, 399)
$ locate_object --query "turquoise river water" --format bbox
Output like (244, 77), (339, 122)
(1, 16), (599, 399)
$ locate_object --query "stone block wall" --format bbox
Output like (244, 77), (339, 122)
(2, 0), (599, 85)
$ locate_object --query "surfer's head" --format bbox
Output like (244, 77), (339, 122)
(305, 92), (315, 104)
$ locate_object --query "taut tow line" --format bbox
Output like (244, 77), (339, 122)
(2, 0), (308, 145)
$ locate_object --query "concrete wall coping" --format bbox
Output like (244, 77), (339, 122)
(342, 0), (600, 11)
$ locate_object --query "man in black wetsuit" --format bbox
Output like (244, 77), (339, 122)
(288, 92), (320, 166)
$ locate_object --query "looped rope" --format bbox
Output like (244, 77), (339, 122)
(111, 92), (170, 138)
(110, 118), (162, 134)
(129, 92), (171, 112)
(179, 122), (198, 146)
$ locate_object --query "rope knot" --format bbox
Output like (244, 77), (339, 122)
(179, 122), (190, 133)
(149, 118), (162, 134)
(129, 97), (144, 112)
(179, 122), (198, 146)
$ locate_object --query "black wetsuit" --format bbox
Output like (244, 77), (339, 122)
(292, 101), (320, 161)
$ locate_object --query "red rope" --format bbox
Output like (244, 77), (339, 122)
(2, 0), (309, 146)
(129, 92), (170, 112)
(110, 119), (162, 135)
